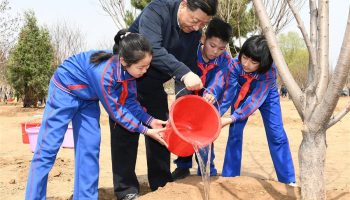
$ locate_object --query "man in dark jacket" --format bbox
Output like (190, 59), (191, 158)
(109, 0), (218, 199)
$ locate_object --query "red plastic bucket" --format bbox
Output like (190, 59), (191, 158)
(164, 95), (221, 157)
(21, 122), (41, 144)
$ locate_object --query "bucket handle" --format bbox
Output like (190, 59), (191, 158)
(25, 114), (42, 131)
(175, 87), (221, 115)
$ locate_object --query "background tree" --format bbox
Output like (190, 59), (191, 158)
(0, 0), (20, 99)
(49, 20), (86, 66)
(216, 0), (257, 54)
(278, 31), (308, 89)
(7, 11), (54, 107)
(262, 0), (305, 34)
(99, 0), (139, 29)
(0, 0), (19, 61)
(252, 0), (350, 199)
(131, 0), (151, 9)
(98, 0), (152, 29)
(216, 0), (305, 54)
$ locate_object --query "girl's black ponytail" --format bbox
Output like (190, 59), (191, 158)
(90, 51), (113, 64)
(90, 29), (128, 65)
(113, 29), (128, 54)
(90, 29), (152, 66)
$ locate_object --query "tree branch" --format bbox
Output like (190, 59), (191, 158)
(308, 0), (318, 86)
(252, 0), (305, 120)
(99, 0), (127, 29)
(286, 0), (317, 74)
(311, 8), (350, 130)
(327, 101), (350, 129)
(262, 0), (304, 34)
(315, 0), (330, 101)
(286, 0), (319, 121)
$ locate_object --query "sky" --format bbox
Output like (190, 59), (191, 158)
(9, 0), (118, 49)
(8, 0), (350, 65)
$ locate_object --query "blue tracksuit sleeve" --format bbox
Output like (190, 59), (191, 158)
(87, 61), (148, 134)
(205, 69), (226, 99)
(219, 61), (238, 116)
(137, 6), (191, 80)
(231, 79), (273, 122)
(231, 63), (277, 122)
(204, 62), (229, 113)
(124, 81), (154, 126)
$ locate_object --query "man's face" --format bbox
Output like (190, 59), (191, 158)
(178, 2), (212, 33)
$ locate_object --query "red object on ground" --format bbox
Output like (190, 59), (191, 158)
(21, 122), (40, 144)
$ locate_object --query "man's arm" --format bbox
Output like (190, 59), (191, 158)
(138, 7), (190, 80)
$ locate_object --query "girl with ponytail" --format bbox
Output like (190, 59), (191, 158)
(25, 29), (167, 200)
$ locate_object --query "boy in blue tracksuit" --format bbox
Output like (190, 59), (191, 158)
(25, 30), (168, 200)
(220, 35), (296, 184)
(172, 18), (233, 180)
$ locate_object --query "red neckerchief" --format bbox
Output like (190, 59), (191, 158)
(234, 74), (257, 109)
(197, 62), (216, 86)
(119, 80), (128, 105)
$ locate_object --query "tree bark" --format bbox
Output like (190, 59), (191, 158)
(316, 0), (330, 101)
(23, 85), (37, 108)
(299, 127), (326, 200)
(308, 0), (318, 87)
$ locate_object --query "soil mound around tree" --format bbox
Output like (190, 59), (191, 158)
(96, 175), (349, 200)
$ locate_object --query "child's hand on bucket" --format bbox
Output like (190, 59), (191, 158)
(221, 117), (234, 128)
(203, 93), (216, 104)
(150, 119), (168, 129)
(145, 128), (168, 147)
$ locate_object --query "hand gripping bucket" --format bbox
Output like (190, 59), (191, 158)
(164, 95), (221, 157)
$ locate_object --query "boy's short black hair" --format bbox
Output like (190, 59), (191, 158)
(205, 17), (233, 43)
(187, 0), (218, 16)
(238, 35), (273, 74)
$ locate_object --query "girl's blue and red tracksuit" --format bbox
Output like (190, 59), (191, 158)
(174, 45), (230, 176)
(25, 50), (153, 200)
(219, 56), (295, 183)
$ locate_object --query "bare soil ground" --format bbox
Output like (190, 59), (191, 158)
(0, 97), (349, 199)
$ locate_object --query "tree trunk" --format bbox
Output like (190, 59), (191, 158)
(299, 127), (327, 200)
(23, 86), (37, 107)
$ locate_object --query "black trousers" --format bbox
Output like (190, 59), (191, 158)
(110, 77), (173, 199)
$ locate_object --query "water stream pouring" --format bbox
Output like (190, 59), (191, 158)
(164, 95), (221, 157)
